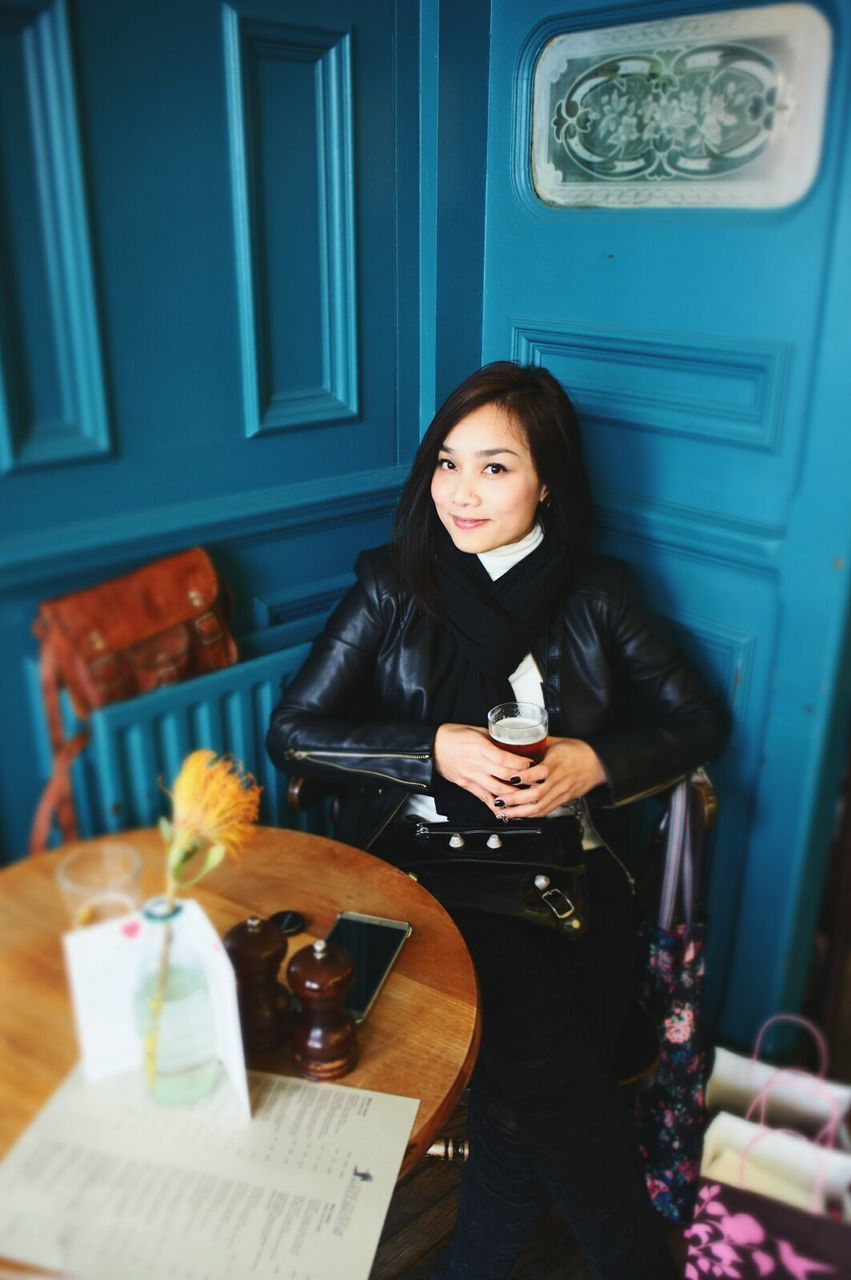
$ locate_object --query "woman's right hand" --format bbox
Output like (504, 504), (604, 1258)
(433, 723), (534, 809)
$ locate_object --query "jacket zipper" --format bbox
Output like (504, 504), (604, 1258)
(284, 747), (430, 789)
(369, 795), (409, 849)
(577, 798), (636, 894)
(285, 748), (430, 762)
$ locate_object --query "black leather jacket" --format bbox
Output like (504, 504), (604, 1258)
(267, 546), (729, 861)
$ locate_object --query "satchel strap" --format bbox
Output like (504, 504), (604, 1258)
(28, 731), (89, 854)
(29, 636), (89, 854)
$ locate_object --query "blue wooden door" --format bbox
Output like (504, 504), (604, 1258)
(482, 0), (851, 1046)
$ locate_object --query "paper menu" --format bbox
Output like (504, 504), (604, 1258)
(61, 898), (250, 1118)
(0, 1067), (420, 1280)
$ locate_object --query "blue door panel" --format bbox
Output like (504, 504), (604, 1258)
(0, 0), (406, 519)
(518, 326), (796, 528)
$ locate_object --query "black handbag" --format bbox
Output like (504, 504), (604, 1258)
(392, 819), (590, 939)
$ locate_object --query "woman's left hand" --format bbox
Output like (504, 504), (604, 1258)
(491, 736), (607, 819)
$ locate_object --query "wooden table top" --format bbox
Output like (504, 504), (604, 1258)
(0, 827), (481, 1184)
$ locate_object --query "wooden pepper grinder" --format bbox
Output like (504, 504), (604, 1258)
(287, 939), (358, 1080)
(223, 915), (291, 1053)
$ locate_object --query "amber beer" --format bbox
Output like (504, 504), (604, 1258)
(487, 702), (548, 765)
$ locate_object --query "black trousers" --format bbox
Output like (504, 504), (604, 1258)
(373, 821), (679, 1280)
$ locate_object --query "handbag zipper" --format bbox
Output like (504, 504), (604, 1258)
(414, 824), (544, 838)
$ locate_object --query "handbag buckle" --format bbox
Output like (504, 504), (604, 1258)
(539, 885), (576, 921)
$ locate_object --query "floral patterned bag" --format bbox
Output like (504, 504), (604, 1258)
(632, 779), (708, 1224)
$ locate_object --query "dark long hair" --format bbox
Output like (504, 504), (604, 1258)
(393, 361), (593, 613)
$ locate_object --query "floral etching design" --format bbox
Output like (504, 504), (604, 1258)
(550, 44), (782, 182)
(684, 1183), (839, 1278)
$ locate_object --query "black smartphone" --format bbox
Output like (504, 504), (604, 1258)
(324, 911), (412, 1023)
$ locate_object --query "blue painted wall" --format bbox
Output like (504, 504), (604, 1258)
(0, 0), (490, 863)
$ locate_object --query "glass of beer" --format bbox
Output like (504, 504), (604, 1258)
(487, 702), (548, 764)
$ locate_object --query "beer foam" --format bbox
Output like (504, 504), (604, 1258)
(490, 718), (543, 745)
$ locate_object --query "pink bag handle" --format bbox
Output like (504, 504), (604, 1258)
(738, 1126), (827, 1215)
(744, 1066), (842, 1148)
(752, 1013), (829, 1077)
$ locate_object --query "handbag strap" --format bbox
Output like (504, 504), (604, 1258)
(658, 778), (698, 932)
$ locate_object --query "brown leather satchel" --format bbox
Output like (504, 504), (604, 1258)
(30, 547), (238, 854)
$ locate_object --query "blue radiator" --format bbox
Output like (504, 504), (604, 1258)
(31, 643), (335, 843)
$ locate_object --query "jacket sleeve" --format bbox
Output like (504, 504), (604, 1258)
(579, 565), (731, 806)
(265, 552), (435, 792)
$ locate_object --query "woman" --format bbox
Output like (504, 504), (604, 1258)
(267, 362), (729, 1279)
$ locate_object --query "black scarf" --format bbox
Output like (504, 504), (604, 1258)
(430, 525), (571, 823)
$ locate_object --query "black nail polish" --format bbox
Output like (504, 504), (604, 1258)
(494, 798), (505, 808)
(509, 776), (522, 785)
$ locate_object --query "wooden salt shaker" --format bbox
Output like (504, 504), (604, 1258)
(223, 915), (291, 1053)
(287, 939), (358, 1080)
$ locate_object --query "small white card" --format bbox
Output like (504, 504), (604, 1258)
(62, 900), (250, 1118)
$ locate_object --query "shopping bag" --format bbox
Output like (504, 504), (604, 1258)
(707, 1014), (851, 1150)
(700, 1110), (851, 1218)
(632, 779), (709, 1225)
(685, 1180), (851, 1278)
(686, 1116), (851, 1277)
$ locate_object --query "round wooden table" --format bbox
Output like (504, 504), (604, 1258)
(0, 827), (480, 1182)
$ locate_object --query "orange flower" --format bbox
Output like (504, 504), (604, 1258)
(171, 750), (261, 860)
(162, 751), (261, 896)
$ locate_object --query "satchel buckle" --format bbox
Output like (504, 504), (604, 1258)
(194, 611), (223, 645)
(539, 886), (576, 921)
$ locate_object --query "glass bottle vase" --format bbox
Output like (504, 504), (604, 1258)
(134, 896), (220, 1104)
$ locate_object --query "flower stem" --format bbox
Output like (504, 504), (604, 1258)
(142, 870), (179, 1088)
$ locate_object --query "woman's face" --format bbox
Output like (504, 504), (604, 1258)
(430, 403), (547, 554)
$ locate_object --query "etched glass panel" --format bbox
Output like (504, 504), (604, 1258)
(532, 3), (831, 208)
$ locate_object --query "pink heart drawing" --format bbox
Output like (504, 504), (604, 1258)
(121, 919), (141, 940)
